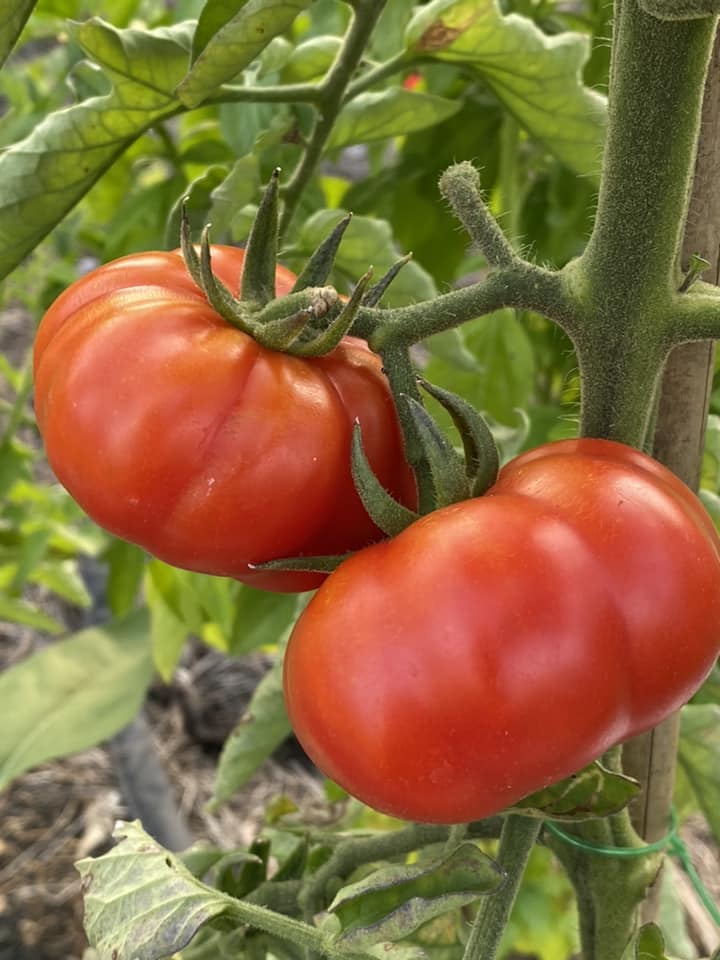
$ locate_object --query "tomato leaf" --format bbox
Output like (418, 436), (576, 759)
(210, 653), (291, 809)
(105, 539), (145, 618)
(628, 923), (671, 960)
(677, 703), (720, 846)
(425, 311), (535, 427)
(0, 0), (36, 69)
(0, 595), (64, 634)
(77, 821), (236, 960)
(0, 612), (153, 789)
(229, 585), (300, 656)
(515, 761), (640, 820)
(165, 165), (228, 250)
(30, 559), (93, 609)
(0, 19), (192, 281)
(192, 0), (252, 61)
(282, 35), (342, 83)
(405, 0), (606, 180)
(177, 0), (313, 109)
(329, 842), (502, 947)
(328, 90), (461, 149)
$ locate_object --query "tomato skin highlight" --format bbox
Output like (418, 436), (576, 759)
(33, 247), (415, 591)
(283, 438), (720, 823)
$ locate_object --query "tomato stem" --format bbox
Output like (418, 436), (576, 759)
(462, 815), (541, 960)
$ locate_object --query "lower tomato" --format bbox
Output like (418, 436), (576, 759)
(283, 438), (720, 822)
(33, 247), (415, 592)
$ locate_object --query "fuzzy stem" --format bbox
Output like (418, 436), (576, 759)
(573, 0), (717, 443)
(546, 749), (663, 960)
(280, 0), (389, 236)
(463, 815), (541, 960)
(344, 50), (414, 99)
(354, 262), (573, 346)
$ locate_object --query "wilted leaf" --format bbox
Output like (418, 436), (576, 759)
(330, 842), (502, 947)
(0, 612), (153, 789)
(77, 821), (236, 960)
(405, 0), (606, 179)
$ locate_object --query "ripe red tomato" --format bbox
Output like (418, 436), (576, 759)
(284, 438), (720, 822)
(33, 247), (415, 591)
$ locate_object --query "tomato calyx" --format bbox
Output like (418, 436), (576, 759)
(179, 170), (413, 358)
(417, 378), (499, 496)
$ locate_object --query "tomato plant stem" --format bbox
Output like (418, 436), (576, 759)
(572, 0), (717, 443)
(462, 815), (541, 960)
(280, 0), (390, 236)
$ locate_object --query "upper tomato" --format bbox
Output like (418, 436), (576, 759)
(33, 246), (415, 591)
(283, 438), (720, 822)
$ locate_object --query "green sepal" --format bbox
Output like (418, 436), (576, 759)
(351, 422), (420, 537)
(180, 207), (256, 335)
(362, 253), (413, 308)
(638, 0), (720, 18)
(240, 167), (280, 307)
(292, 268), (373, 357)
(255, 308), (314, 351)
(418, 378), (499, 495)
(249, 553), (351, 574)
(291, 213), (353, 292)
(401, 395), (471, 508)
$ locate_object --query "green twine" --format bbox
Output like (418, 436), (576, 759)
(544, 810), (720, 928)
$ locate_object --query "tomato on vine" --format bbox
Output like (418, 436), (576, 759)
(284, 439), (720, 822)
(33, 246), (415, 592)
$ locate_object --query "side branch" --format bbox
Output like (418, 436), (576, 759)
(671, 284), (720, 340)
(439, 161), (517, 268)
(352, 262), (575, 347)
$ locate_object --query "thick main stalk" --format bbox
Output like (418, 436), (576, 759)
(574, 0), (717, 443)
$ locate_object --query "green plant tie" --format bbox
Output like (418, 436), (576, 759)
(544, 811), (720, 927)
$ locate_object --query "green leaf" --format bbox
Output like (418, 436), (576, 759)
(211, 654), (291, 808)
(632, 923), (670, 960)
(405, 0), (607, 179)
(328, 90), (461, 149)
(77, 821), (236, 960)
(30, 560), (93, 608)
(177, 0), (313, 109)
(516, 761), (640, 820)
(289, 209), (437, 307)
(208, 153), (262, 237)
(165, 165), (228, 250)
(105, 539), (146, 618)
(330, 843), (502, 947)
(677, 703), (720, 845)
(193, 0), (251, 60)
(0, 612), (153, 789)
(425, 310), (535, 426)
(0, 595), (64, 634)
(0, 19), (192, 281)
(229, 585), (299, 656)
(282, 34), (342, 82)
(145, 562), (193, 682)
(0, 0), (37, 69)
